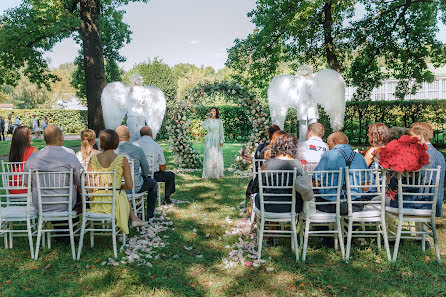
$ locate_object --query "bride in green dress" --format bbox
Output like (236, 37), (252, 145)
(202, 107), (225, 179)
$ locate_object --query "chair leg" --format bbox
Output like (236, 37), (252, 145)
(345, 219), (353, 262)
(336, 218), (345, 260)
(380, 219), (391, 261)
(8, 222), (13, 248)
(90, 221), (95, 248)
(68, 218), (76, 260)
(112, 222), (118, 258)
(431, 219), (441, 263)
(291, 216), (299, 261)
(392, 218), (404, 262)
(26, 219), (35, 259)
(35, 219), (43, 260)
(422, 223), (427, 252)
(257, 219), (264, 260)
(302, 219), (311, 262)
(77, 218), (87, 260)
(298, 217), (303, 248)
(377, 223), (382, 250)
(47, 222), (51, 249)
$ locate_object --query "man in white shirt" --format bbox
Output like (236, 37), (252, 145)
(134, 126), (175, 204)
(296, 122), (328, 171)
(14, 116), (21, 130)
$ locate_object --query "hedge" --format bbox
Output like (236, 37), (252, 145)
(0, 109), (87, 133)
(8, 100), (446, 147)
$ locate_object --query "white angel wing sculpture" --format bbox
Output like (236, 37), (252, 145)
(310, 69), (346, 131)
(268, 66), (346, 140)
(101, 81), (167, 140)
(101, 82), (128, 130)
(141, 86), (166, 139)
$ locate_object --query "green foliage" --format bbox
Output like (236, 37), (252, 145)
(227, 0), (446, 100)
(1, 64), (77, 109)
(0, 109), (87, 133)
(124, 58), (178, 101)
(0, 0), (148, 102)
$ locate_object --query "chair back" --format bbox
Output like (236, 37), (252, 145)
(0, 170), (32, 209)
(395, 166), (441, 217)
(1, 160), (26, 173)
(35, 170), (74, 216)
(145, 153), (156, 178)
(345, 168), (386, 216)
(81, 170), (117, 217)
(252, 157), (265, 178)
(258, 169), (297, 215)
(309, 169), (343, 214)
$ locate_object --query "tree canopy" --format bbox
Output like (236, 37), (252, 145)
(0, 0), (148, 131)
(226, 0), (446, 100)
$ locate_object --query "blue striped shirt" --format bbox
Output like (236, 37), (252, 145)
(425, 143), (445, 217)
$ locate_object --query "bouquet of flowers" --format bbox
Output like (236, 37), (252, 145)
(378, 135), (430, 173)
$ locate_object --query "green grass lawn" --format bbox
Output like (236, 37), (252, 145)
(0, 143), (445, 296)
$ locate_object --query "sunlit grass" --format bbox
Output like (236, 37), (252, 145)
(0, 143), (445, 296)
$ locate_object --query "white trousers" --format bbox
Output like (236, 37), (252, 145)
(298, 118), (318, 142)
(127, 116), (145, 142)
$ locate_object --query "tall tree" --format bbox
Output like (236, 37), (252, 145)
(227, 0), (446, 100)
(0, 0), (148, 132)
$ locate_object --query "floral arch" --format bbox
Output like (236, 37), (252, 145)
(166, 81), (270, 169)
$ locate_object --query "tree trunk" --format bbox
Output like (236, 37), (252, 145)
(79, 0), (106, 134)
(322, 1), (341, 72)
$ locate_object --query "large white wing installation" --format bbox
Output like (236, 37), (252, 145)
(141, 86), (166, 139)
(101, 82), (128, 130)
(311, 69), (346, 131)
(267, 74), (300, 129)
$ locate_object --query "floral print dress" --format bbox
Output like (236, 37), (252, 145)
(202, 118), (225, 179)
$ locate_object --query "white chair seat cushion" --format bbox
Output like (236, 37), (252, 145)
(303, 210), (337, 221)
(253, 206), (294, 219)
(132, 193), (146, 199)
(351, 204), (382, 218)
(41, 210), (77, 217)
(85, 211), (113, 219)
(0, 206), (37, 219)
(385, 206), (432, 216)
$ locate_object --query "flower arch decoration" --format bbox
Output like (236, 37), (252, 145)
(166, 81), (270, 169)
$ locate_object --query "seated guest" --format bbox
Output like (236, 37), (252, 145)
(115, 126), (158, 220)
(260, 130), (287, 160)
(408, 122), (445, 217)
(364, 123), (389, 168)
(76, 129), (100, 168)
(296, 122), (328, 171)
(254, 134), (304, 213)
(24, 125), (83, 213)
(8, 126), (39, 194)
(254, 124), (281, 159)
(314, 131), (368, 215)
(89, 129), (146, 232)
(134, 126), (175, 204)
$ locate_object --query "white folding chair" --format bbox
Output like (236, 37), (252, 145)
(35, 169), (79, 260)
(128, 159), (146, 220)
(248, 157), (265, 224)
(299, 169), (345, 261)
(1, 161), (27, 203)
(0, 171), (37, 258)
(77, 170), (126, 259)
(254, 169), (299, 261)
(344, 168), (391, 261)
(251, 157), (265, 179)
(386, 167), (441, 263)
(145, 153), (163, 206)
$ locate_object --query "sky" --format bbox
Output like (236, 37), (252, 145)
(1, 0), (446, 71)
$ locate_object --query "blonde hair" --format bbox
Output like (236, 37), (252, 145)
(409, 122), (433, 142)
(80, 129), (96, 162)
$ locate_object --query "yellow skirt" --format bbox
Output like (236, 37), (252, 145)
(89, 190), (130, 234)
